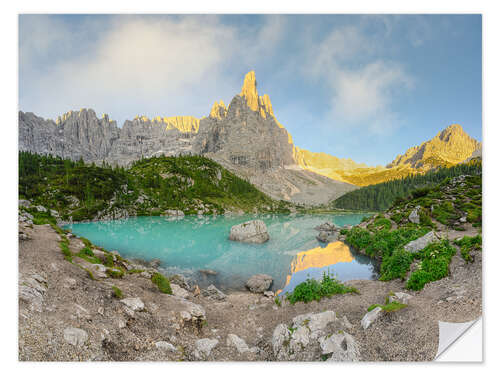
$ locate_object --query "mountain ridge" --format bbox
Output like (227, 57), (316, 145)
(18, 70), (480, 202)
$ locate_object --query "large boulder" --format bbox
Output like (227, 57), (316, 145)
(316, 230), (339, 243)
(404, 231), (440, 253)
(201, 284), (227, 300)
(245, 274), (273, 293)
(361, 306), (382, 329)
(63, 327), (88, 347)
(229, 220), (269, 244)
(193, 338), (218, 360)
(272, 311), (360, 361)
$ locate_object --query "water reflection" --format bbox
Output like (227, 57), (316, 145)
(278, 241), (378, 296)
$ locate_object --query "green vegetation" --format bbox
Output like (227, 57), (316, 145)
(112, 285), (123, 299)
(406, 240), (456, 290)
(19, 151), (294, 222)
(341, 173), (481, 291)
(331, 161), (481, 211)
(106, 268), (125, 279)
(454, 235), (482, 263)
(274, 296), (282, 307)
(368, 300), (407, 313)
(286, 273), (359, 304)
(151, 272), (172, 294)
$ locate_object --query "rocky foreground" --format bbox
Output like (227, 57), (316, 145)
(19, 218), (481, 361)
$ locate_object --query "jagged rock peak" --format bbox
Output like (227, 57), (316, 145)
(209, 100), (227, 120)
(56, 108), (99, 124)
(133, 115), (200, 133)
(239, 70), (259, 111)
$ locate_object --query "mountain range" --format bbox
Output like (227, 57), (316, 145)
(18, 71), (481, 205)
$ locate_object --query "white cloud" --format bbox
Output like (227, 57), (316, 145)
(306, 25), (414, 133)
(19, 15), (288, 124)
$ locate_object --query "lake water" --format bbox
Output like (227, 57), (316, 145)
(64, 213), (379, 294)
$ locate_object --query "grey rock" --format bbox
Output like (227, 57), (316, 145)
(389, 292), (413, 305)
(316, 230), (339, 243)
(361, 306), (382, 329)
(229, 220), (269, 244)
(19, 199), (31, 207)
(35, 205), (47, 213)
(120, 297), (145, 312)
(263, 291), (275, 298)
(88, 263), (108, 279)
(171, 284), (190, 299)
(315, 222), (338, 231)
(226, 334), (250, 354)
(194, 338), (218, 359)
(246, 274), (273, 293)
(409, 206), (420, 224)
(320, 332), (360, 361)
(202, 284), (226, 300)
(404, 231), (440, 253)
(63, 327), (88, 347)
(460, 216), (467, 223)
(155, 341), (177, 351)
(199, 269), (218, 276)
(19, 274), (47, 311)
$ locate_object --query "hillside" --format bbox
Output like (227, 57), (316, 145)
(331, 160), (482, 211)
(19, 152), (293, 222)
(337, 172), (481, 291)
(294, 124), (481, 186)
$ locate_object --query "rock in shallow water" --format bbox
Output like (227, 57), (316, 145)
(229, 220), (269, 244)
(246, 274), (273, 293)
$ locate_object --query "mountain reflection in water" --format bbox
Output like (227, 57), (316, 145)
(277, 241), (377, 296)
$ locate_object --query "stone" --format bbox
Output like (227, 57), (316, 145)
(193, 285), (201, 297)
(155, 341), (177, 351)
(226, 334), (250, 354)
(460, 216), (467, 223)
(199, 269), (218, 276)
(404, 231), (440, 253)
(201, 284), (227, 301)
(229, 220), (269, 244)
(120, 297), (145, 312)
(149, 259), (161, 268)
(19, 274), (47, 311)
(50, 209), (59, 218)
(314, 222), (338, 231)
(63, 327), (88, 347)
(263, 291), (275, 298)
(361, 307), (382, 329)
(194, 338), (218, 359)
(316, 230), (339, 243)
(88, 263), (108, 279)
(389, 292), (413, 305)
(320, 332), (360, 361)
(35, 205), (47, 212)
(409, 206), (420, 224)
(171, 284), (190, 299)
(246, 274), (273, 293)
(19, 199), (31, 207)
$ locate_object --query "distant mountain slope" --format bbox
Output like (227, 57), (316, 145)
(295, 124), (481, 186)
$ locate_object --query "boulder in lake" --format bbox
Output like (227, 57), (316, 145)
(404, 231), (439, 253)
(316, 230), (339, 243)
(229, 220), (269, 244)
(314, 222), (338, 231)
(246, 274), (273, 293)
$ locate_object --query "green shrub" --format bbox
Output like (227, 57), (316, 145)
(112, 285), (123, 298)
(406, 240), (456, 290)
(103, 254), (115, 267)
(286, 273), (358, 304)
(455, 235), (482, 263)
(379, 249), (414, 281)
(59, 239), (72, 262)
(151, 272), (172, 294)
(106, 268), (125, 279)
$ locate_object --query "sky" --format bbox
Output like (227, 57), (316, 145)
(19, 14), (482, 166)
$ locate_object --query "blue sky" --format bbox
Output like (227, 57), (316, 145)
(19, 14), (482, 166)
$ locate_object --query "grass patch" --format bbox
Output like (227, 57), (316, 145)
(112, 285), (123, 298)
(59, 238), (72, 262)
(274, 296), (282, 307)
(367, 300), (407, 313)
(286, 273), (359, 304)
(151, 272), (172, 294)
(454, 235), (482, 263)
(106, 268), (125, 279)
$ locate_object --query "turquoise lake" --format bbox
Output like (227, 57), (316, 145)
(64, 213), (379, 294)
